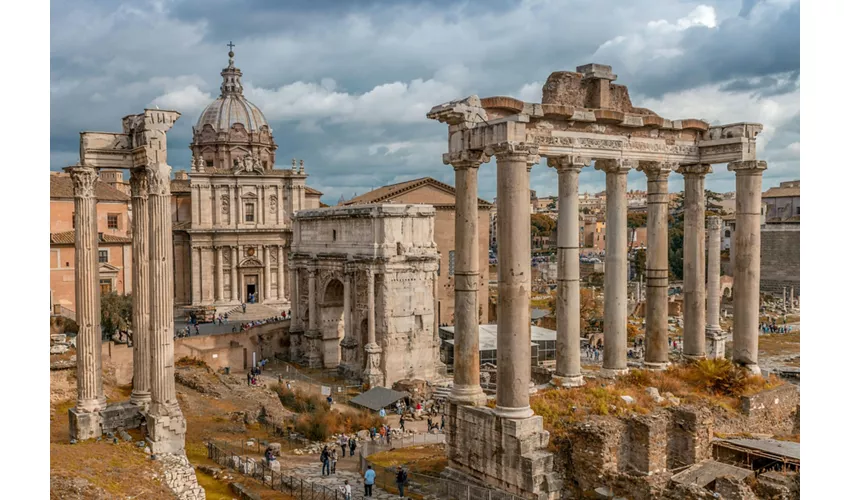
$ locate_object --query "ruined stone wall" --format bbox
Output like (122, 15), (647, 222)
(760, 224), (800, 295)
(740, 384), (800, 435)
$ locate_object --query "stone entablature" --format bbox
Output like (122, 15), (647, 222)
(289, 205), (441, 387)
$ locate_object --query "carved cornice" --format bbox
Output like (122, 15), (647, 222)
(146, 161), (172, 196)
(68, 167), (98, 199)
(636, 161), (674, 181)
(676, 163), (713, 177)
(727, 160), (768, 175)
(130, 168), (149, 199)
(594, 158), (635, 175)
(546, 155), (591, 172)
(426, 95), (488, 128)
(443, 150), (488, 169)
(485, 141), (539, 159)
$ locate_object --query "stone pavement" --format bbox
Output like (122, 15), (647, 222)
(283, 465), (401, 500)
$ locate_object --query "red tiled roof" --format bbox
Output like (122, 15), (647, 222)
(50, 174), (130, 201)
(50, 231), (132, 245)
(305, 186), (323, 196)
(342, 177), (491, 207)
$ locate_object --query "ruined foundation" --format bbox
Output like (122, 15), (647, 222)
(445, 402), (561, 500)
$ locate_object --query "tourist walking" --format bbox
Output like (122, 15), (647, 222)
(339, 480), (352, 500)
(330, 448), (338, 474)
(321, 446), (330, 476)
(379, 407), (386, 419)
(399, 415), (405, 433)
(395, 466), (408, 498)
(340, 434), (349, 457)
(440, 414), (445, 431)
(242, 302), (247, 313)
(364, 465), (376, 497)
(386, 425), (392, 446)
(349, 435), (357, 456)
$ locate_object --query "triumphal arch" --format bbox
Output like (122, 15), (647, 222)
(288, 204), (443, 388)
(428, 64), (766, 499)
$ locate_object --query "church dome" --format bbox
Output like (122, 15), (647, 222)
(196, 93), (269, 133)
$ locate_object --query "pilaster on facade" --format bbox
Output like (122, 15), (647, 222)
(129, 168), (151, 407)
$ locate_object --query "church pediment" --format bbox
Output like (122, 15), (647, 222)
(242, 191), (258, 198)
(239, 257), (263, 268)
(99, 262), (120, 274)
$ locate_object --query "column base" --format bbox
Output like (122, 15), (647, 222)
(642, 361), (670, 371)
(363, 343), (384, 388)
(147, 409), (187, 456)
(551, 374), (585, 388)
(445, 403), (561, 499)
(449, 384), (488, 406)
(705, 328), (728, 360)
(129, 391), (151, 411)
(69, 407), (103, 441)
(738, 363), (761, 376)
(599, 367), (630, 379)
(304, 330), (323, 368)
(682, 353), (707, 363)
(492, 405), (535, 419)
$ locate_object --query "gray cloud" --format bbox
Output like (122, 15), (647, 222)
(51, 0), (799, 202)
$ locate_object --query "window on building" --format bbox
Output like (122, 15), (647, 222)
(98, 250), (108, 263)
(206, 160), (213, 168)
(448, 250), (455, 276)
(100, 279), (112, 295)
(107, 214), (119, 229)
(332, 229), (337, 241)
(245, 203), (255, 222)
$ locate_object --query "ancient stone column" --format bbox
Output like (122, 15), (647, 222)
(230, 246), (239, 302)
(637, 161), (673, 369)
(343, 270), (352, 340)
(191, 247), (201, 304)
(277, 246), (285, 300)
(68, 166), (106, 440)
(364, 267), (384, 386)
(705, 216), (726, 359)
(729, 160), (768, 374)
(782, 287), (787, 314)
(289, 266), (303, 362)
(595, 159), (633, 377)
(129, 168), (151, 407)
(263, 246), (272, 302)
(145, 161), (186, 455)
(678, 164), (712, 360)
(447, 151), (487, 405)
(490, 142), (538, 418)
(215, 247), (224, 302)
(548, 155), (590, 387)
(306, 266), (322, 367)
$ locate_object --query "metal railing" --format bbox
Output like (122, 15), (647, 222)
(207, 440), (349, 500)
(358, 432), (524, 500)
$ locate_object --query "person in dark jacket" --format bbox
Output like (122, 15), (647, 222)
(395, 466), (408, 497)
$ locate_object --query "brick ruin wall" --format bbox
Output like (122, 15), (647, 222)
(760, 226), (800, 296)
(739, 384), (800, 435)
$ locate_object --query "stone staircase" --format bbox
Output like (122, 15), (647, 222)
(431, 384), (452, 401)
(225, 303), (286, 322)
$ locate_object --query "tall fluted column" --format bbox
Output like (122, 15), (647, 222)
(637, 161), (673, 369)
(230, 246), (239, 302)
(343, 270), (352, 341)
(308, 267), (317, 331)
(191, 247), (201, 305)
(276, 245), (285, 300)
(68, 166), (106, 440)
(595, 158), (634, 377)
(729, 160), (768, 374)
(705, 216), (726, 359)
(291, 267), (302, 330)
(129, 168), (151, 407)
(678, 164), (712, 360)
(215, 247), (224, 302)
(146, 161), (186, 455)
(447, 151), (487, 405)
(263, 246), (272, 303)
(364, 267), (384, 386)
(490, 142), (538, 418)
(548, 155), (590, 387)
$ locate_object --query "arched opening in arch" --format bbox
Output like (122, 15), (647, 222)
(319, 278), (345, 368)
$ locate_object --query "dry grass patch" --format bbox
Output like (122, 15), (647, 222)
(759, 331), (801, 358)
(369, 444), (448, 475)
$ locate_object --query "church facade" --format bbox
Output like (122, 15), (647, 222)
(172, 49), (322, 308)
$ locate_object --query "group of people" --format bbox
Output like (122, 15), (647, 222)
(246, 360), (269, 386)
(369, 424), (395, 445)
(360, 464), (408, 498)
(231, 315), (287, 333)
(425, 414), (444, 432)
(760, 320), (792, 334)
(584, 344), (602, 361)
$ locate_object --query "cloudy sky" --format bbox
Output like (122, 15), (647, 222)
(50, 0), (799, 203)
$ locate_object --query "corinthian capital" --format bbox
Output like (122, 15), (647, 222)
(68, 167), (98, 199)
(727, 160), (768, 175)
(130, 168), (149, 199)
(594, 158), (635, 175)
(485, 142), (540, 168)
(707, 216), (722, 230)
(676, 163), (713, 177)
(145, 161), (172, 196)
(443, 150), (488, 169)
(636, 161), (674, 180)
(546, 155), (591, 172)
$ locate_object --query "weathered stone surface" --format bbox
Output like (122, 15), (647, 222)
(158, 453), (206, 500)
(739, 384), (799, 434)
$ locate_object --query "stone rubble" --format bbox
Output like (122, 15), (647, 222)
(158, 453), (206, 500)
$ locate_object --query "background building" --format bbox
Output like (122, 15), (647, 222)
(343, 177), (491, 326)
(50, 172), (132, 314)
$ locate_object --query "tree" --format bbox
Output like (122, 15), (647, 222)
(579, 288), (602, 333)
(633, 248), (646, 281)
(627, 212), (647, 253)
(530, 213), (556, 237)
(101, 292), (132, 340)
